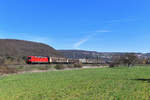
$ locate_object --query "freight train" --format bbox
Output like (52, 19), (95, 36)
(26, 56), (79, 64)
(26, 56), (106, 64)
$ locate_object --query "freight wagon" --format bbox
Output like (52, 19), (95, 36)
(49, 57), (68, 64)
(79, 59), (106, 64)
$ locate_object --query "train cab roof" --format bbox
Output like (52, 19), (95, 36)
(27, 56), (49, 58)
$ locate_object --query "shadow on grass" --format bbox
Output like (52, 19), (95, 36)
(132, 79), (150, 83)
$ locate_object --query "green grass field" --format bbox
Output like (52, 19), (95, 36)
(0, 66), (150, 100)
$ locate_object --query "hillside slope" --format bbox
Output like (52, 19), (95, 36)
(0, 39), (62, 57)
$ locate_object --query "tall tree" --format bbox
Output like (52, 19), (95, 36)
(120, 53), (138, 67)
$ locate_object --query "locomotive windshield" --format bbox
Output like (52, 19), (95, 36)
(28, 57), (31, 59)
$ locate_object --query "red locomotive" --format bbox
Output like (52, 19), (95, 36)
(27, 56), (49, 64)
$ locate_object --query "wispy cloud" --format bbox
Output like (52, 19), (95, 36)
(73, 38), (89, 49)
(107, 16), (138, 25)
(73, 30), (111, 49)
(96, 30), (111, 33)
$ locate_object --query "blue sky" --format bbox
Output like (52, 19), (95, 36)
(0, 0), (150, 52)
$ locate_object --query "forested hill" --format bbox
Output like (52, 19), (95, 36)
(0, 39), (62, 57)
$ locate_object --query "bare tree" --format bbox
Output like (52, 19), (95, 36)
(120, 53), (138, 67)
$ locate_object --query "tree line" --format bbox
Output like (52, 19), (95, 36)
(109, 53), (150, 67)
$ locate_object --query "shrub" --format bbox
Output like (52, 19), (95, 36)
(19, 66), (24, 69)
(6, 56), (15, 61)
(66, 64), (74, 68)
(73, 63), (83, 68)
(109, 63), (115, 68)
(38, 66), (49, 70)
(109, 63), (119, 68)
(54, 64), (65, 70)
(0, 65), (17, 74)
(16, 66), (24, 71)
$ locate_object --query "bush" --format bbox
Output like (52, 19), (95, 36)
(73, 63), (83, 68)
(37, 66), (49, 70)
(109, 63), (119, 68)
(6, 56), (15, 61)
(0, 65), (17, 74)
(109, 63), (115, 68)
(54, 64), (65, 70)
(66, 64), (74, 68)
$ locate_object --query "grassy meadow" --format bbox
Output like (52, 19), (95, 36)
(0, 66), (150, 100)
